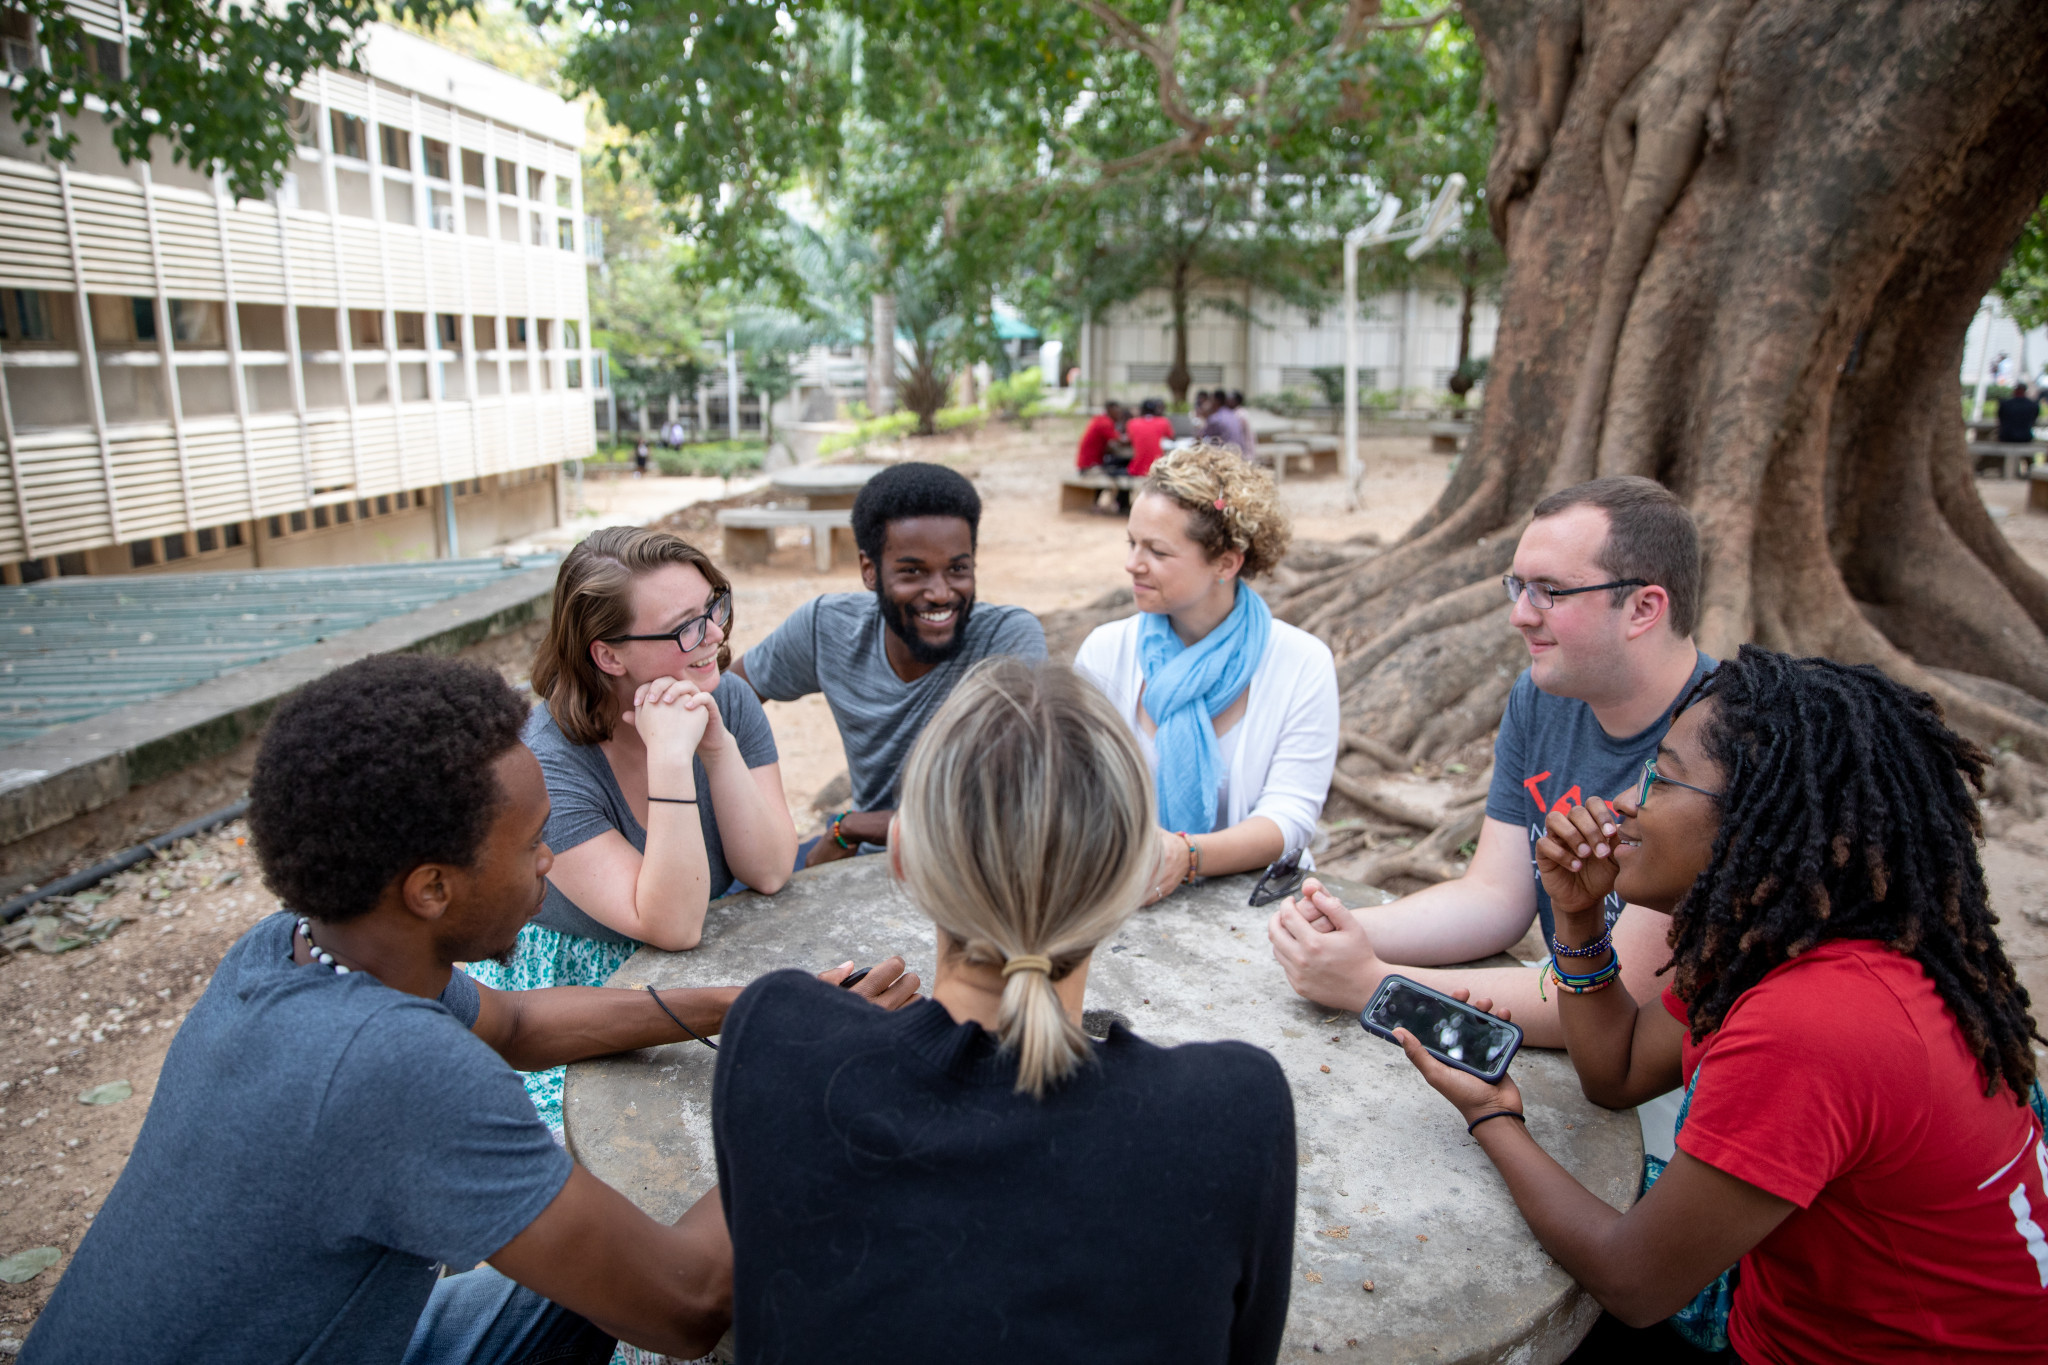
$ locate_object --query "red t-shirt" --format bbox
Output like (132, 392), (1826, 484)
(1125, 415), (1173, 476)
(1076, 413), (1117, 470)
(1661, 941), (2048, 1362)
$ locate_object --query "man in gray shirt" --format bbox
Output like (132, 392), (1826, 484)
(734, 462), (1046, 866)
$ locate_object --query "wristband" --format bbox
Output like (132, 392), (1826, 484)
(1547, 956), (1622, 995)
(648, 795), (697, 805)
(1550, 930), (1612, 959)
(1467, 1110), (1526, 1135)
(831, 814), (857, 850)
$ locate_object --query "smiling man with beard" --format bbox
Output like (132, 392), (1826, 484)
(733, 462), (1047, 866)
(24, 654), (917, 1365)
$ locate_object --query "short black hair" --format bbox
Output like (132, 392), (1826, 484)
(1140, 398), (1165, 416)
(852, 462), (982, 564)
(247, 653), (530, 922)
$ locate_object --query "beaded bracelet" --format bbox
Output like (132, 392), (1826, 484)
(830, 814), (856, 851)
(1547, 956), (1622, 995)
(1551, 930), (1613, 959)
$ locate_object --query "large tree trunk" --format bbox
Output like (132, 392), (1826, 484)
(1281, 0), (2048, 768)
(1167, 259), (1193, 406)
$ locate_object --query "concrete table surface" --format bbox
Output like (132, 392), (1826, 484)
(565, 858), (1641, 1364)
(765, 463), (889, 509)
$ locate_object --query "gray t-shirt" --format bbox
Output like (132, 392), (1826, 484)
(1484, 652), (1715, 947)
(526, 671), (779, 946)
(740, 593), (1047, 812)
(24, 913), (568, 1365)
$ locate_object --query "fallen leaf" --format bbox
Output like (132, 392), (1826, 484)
(1416, 1234), (1429, 1242)
(0, 1247), (61, 1284)
(1322, 1225), (1350, 1239)
(77, 1081), (132, 1106)
(1320, 1064), (1332, 1073)
(1303, 1270), (1323, 1283)
(1361, 1280), (1375, 1292)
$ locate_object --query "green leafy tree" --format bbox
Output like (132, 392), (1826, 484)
(1993, 196), (2048, 335)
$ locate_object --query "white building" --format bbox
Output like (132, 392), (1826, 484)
(1076, 277), (1499, 409)
(0, 18), (600, 582)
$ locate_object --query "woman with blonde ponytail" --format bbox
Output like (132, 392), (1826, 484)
(710, 658), (1297, 1362)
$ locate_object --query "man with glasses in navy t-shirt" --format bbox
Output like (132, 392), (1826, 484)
(1270, 476), (1711, 1050)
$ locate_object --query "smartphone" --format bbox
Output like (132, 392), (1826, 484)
(1360, 974), (1523, 1083)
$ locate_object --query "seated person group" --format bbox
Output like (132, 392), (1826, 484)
(24, 448), (2048, 1363)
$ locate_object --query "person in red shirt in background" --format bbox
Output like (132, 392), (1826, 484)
(1385, 645), (2048, 1363)
(1124, 399), (1174, 477)
(1075, 401), (1129, 471)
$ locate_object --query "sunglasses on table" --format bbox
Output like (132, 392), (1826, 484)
(1501, 574), (1649, 610)
(601, 590), (733, 653)
(1249, 852), (1308, 907)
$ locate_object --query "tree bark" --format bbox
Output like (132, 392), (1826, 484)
(1167, 257), (1192, 406)
(1282, 0), (2048, 761)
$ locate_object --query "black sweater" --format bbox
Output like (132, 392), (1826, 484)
(713, 971), (1297, 1365)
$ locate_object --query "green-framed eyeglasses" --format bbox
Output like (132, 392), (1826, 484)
(1638, 756), (1722, 805)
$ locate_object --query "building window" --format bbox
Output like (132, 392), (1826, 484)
(557, 217), (575, 251)
(17, 558), (49, 583)
(394, 490), (408, 510)
(162, 532), (188, 561)
(130, 539), (156, 568)
(330, 111), (366, 160)
(530, 212), (545, 247)
(223, 523), (244, 548)
(312, 504), (329, 529)
(377, 494), (392, 514)
(131, 296), (157, 342)
(196, 526), (217, 552)
(379, 124), (410, 170)
(2, 8), (36, 75)
(333, 501), (351, 524)
(57, 551), (87, 575)
(496, 158), (517, 195)
(527, 167), (545, 200)
(462, 149), (485, 189)
(288, 510), (307, 534)
(3, 289), (55, 342)
(422, 138), (449, 181)
(430, 189), (456, 232)
(510, 318), (529, 346)
(267, 515), (284, 538)
(94, 36), (122, 79)
(288, 97), (318, 148)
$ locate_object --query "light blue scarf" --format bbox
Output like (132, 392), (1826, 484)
(1139, 583), (1271, 834)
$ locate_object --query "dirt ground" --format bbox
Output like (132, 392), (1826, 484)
(3, 418), (2046, 1348)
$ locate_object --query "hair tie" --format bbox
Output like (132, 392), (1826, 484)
(1000, 954), (1054, 979)
(1212, 496), (1228, 511)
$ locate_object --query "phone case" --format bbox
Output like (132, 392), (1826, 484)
(1358, 973), (1524, 1084)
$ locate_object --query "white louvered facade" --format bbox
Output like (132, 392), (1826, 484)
(0, 19), (599, 579)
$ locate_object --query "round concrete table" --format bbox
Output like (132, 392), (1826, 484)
(765, 462), (889, 509)
(565, 858), (1642, 1364)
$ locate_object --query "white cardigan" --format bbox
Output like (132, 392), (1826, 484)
(1073, 613), (1340, 858)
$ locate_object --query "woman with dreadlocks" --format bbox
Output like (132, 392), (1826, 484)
(1394, 646), (2048, 1361)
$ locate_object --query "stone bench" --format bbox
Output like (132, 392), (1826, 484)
(1426, 420), (1473, 453)
(1061, 470), (1142, 513)
(2032, 466), (2048, 515)
(1969, 441), (2048, 480)
(1258, 440), (1340, 485)
(716, 507), (854, 572)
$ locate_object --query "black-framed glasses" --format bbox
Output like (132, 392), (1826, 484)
(1638, 756), (1721, 806)
(1502, 574), (1650, 610)
(601, 590), (732, 653)
(1249, 851), (1307, 907)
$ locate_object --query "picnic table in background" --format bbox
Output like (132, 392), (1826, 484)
(718, 463), (886, 570)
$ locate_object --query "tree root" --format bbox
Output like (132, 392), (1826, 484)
(1347, 797), (1488, 888)
(1340, 728), (1407, 771)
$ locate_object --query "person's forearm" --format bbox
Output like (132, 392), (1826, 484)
(1187, 816), (1284, 879)
(835, 809), (893, 845)
(1365, 876), (1536, 966)
(1470, 1120), (1647, 1317)
(1552, 906), (1641, 1105)
(495, 984), (742, 1072)
(699, 748), (794, 893)
(635, 755), (714, 949)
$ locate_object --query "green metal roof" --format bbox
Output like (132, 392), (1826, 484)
(0, 557), (557, 745)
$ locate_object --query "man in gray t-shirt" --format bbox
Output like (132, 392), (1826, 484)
(734, 463), (1047, 866)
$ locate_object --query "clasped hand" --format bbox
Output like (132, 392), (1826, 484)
(1532, 795), (1624, 920)
(816, 956), (921, 1009)
(620, 676), (726, 759)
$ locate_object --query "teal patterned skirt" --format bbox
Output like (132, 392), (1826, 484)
(464, 921), (638, 1134)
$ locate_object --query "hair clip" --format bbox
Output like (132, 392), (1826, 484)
(1213, 497), (1228, 511)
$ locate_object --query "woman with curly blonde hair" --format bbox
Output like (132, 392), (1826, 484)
(1074, 442), (1339, 902)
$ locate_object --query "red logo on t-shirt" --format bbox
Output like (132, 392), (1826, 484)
(1520, 771), (1582, 815)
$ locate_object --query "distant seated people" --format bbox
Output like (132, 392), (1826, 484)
(1196, 389), (1253, 455)
(1398, 648), (2048, 1360)
(1075, 445), (1338, 902)
(1998, 381), (2041, 443)
(1268, 477), (1709, 1047)
(713, 659), (1297, 1364)
(1225, 390), (1258, 459)
(1125, 397), (1174, 476)
(734, 462), (1047, 866)
(469, 528), (797, 1128)
(1075, 399), (1131, 471)
(22, 654), (919, 1365)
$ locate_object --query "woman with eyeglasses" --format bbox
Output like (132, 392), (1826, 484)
(1395, 646), (2048, 1361)
(468, 526), (797, 1129)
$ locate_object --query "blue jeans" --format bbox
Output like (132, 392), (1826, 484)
(402, 1266), (615, 1365)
